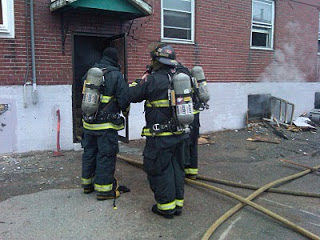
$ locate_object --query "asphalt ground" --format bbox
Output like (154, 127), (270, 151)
(0, 127), (320, 240)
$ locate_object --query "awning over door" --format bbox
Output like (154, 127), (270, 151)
(50, 0), (152, 19)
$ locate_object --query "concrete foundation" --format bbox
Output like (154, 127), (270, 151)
(1, 82), (319, 153)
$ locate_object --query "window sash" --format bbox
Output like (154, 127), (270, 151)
(251, 0), (274, 49)
(0, 0), (14, 38)
(161, 0), (194, 42)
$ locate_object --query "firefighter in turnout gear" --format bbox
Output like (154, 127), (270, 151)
(81, 47), (130, 200)
(176, 63), (200, 180)
(129, 44), (189, 219)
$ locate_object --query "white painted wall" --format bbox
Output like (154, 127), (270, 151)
(127, 82), (320, 138)
(1, 82), (319, 154)
(0, 85), (73, 154)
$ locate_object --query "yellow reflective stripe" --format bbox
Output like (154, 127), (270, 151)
(83, 120), (124, 131)
(101, 95), (114, 103)
(145, 99), (170, 107)
(94, 183), (113, 192)
(141, 128), (183, 137)
(185, 168), (198, 175)
(81, 177), (93, 185)
(193, 109), (200, 114)
(129, 82), (138, 87)
(157, 200), (176, 211)
(176, 199), (184, 207)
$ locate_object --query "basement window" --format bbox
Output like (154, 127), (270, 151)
(161, 0), (194, 44)
(0, 0), (15, 38)
(251, 0), (274, 49)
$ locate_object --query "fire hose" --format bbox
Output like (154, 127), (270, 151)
(117, 154), (320, 240)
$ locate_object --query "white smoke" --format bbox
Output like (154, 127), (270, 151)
(258, 21), (315, 82)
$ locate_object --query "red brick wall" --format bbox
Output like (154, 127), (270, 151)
(0, 0), (319, 85)
(127, 0), (319, 82)
(0, 0), (124, 85)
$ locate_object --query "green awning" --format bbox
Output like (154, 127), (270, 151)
(50, 0), (152, 18)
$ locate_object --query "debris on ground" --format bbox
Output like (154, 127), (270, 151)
(247, 135), (281, 144)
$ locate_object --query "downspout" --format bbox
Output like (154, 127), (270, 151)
(30, 0), (38, 104)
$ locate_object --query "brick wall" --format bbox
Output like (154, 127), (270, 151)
(0, 0), (124, 86)
(0, 0), (319, 85)
(127, 0), (319, 83)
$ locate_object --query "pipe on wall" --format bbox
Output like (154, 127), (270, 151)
(30, 0), (38, 104)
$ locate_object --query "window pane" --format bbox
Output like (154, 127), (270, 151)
(252, 32), (268, 47)
(253, 1), (272, 24)
(164, 28), (191, 40)
(163, 0), (191, 12)
(164, 10), (191, 29)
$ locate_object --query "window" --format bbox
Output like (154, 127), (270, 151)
(161, 0), (194, 43)
(318, 12), (320, 54)
(0, 0), (15, 38)
(251, 0), (274, 49)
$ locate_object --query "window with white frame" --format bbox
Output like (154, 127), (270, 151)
(0, 0), (15, 38)
(161, 0), (194, 43)
(251, 0), (274, 49)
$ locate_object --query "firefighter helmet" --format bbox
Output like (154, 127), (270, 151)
(150, 44), (178, 66)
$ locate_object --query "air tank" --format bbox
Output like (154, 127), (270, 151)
(172, 73), (194, 129)
(191, 66), (210, 104)
(81, 67), (103, 115)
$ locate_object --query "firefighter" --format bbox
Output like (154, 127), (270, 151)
(129, 44), (189, 219)
(81, 47), (130, 200)
(176, 62), (200, 180)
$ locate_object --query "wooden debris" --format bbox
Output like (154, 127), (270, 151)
(198, 135), (215, 145)
(247, 135), (281, 144)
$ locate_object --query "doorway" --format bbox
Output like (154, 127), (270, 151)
(72, 33), (129, 143)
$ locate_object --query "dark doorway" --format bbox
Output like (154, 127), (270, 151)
(73, 33), (129, 143)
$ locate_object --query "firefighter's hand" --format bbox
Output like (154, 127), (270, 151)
(129, 79), (141, 87)
(122, 106), (130, 117)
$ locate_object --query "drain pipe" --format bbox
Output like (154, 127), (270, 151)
(30, 0), (38, 104)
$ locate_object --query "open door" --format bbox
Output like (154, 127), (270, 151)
(108, 33), (129, 143)
(73, 33), (129, 144)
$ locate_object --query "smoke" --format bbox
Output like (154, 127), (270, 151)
(258, 21), (315, 82)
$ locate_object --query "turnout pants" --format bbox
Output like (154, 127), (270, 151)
(185, 113), (200, 176)
(143, 135), (187, 212)
(81, 130), (119, 194)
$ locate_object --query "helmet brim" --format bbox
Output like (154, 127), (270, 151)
(156, 57), (178, 66)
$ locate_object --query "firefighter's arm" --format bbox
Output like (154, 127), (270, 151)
(128, 76), (151, 103)
(114, 72), (130, 114)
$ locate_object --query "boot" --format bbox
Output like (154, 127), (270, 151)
(96, 190), (120, 200)
(83, 184), (94, 194)
(174, 206), (182, 216)
(152, 205), (174, 219)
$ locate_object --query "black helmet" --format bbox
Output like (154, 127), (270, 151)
(150, 44), (177, 66)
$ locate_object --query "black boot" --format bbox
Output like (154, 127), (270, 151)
(152, 205), (174, 219)
(174, 206), (182, 216)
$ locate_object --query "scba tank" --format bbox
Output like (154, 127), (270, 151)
(191, 66), (210, 104)
(81, 67), (104, 115)
(172, 73), (194, 129)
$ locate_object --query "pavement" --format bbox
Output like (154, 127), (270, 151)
(0, 127), (320, 240)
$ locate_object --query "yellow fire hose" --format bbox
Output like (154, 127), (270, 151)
(199, 164), (320, 240)
(117, 154), (320, 240)
(196, 175), (320, 198)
